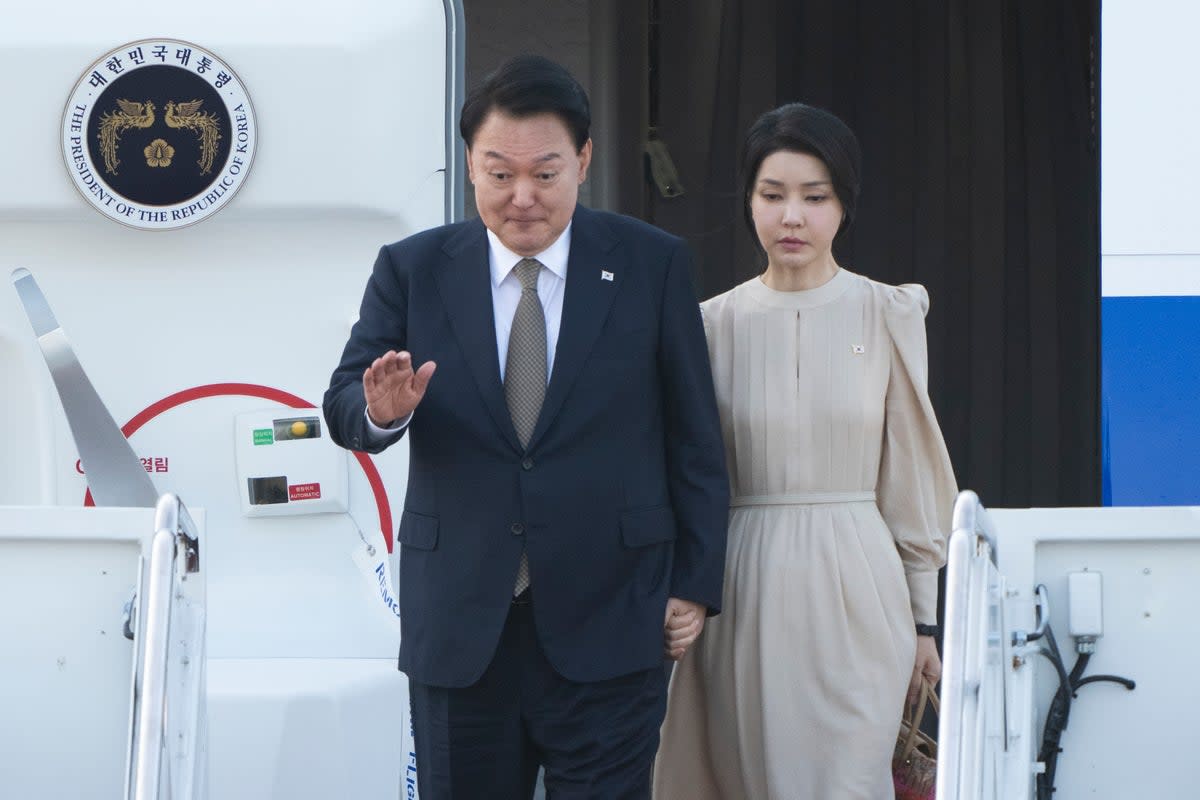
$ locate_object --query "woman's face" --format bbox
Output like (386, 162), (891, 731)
(750, 150), (844, 274)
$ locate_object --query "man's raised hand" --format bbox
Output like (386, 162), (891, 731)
(364, 350), (437, 426)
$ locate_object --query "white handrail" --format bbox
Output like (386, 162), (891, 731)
(950, 489), (998, 565)
(937, 490), (997, 800)
(128, 493), (201, 800)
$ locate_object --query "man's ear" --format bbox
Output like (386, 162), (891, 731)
(577, 138), (593, 183)
(466, 147), (477, 184)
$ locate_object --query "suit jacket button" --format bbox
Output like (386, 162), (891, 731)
(511, 523), (525, 536)
(521, 457), (534, 470)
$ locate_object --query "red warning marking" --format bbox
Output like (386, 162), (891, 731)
(288, 483), (322, 501)
(81, 382), (394, 551)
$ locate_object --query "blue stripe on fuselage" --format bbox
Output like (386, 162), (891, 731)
(1102, 296), (1200, 505)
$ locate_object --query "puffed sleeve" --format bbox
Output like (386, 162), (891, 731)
(877, 284), (957, 625)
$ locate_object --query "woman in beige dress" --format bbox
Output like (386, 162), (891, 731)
(654, 103), (957, 799)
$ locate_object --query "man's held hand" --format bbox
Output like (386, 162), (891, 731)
(663, 597), (707, 661)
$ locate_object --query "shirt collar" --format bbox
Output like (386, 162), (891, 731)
(487, 222), (572, 288)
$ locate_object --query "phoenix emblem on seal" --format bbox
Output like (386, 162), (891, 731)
(96, 98), (223, 176)
(97, 99), (155, 175)
(164, 99), (222, 174)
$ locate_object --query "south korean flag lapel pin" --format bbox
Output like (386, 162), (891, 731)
(600, 269), (614, 282)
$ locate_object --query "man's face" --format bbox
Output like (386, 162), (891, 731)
(467, 110), (592, 256)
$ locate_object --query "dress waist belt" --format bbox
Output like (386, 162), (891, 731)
(730, 491), (876, 508)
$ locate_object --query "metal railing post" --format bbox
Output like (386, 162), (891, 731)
(127, 493), (201, 800)
(937, 490), (999, 800)
(130, 531), (175, 796)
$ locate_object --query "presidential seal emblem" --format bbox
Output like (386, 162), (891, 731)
(61, 39), (256, 230)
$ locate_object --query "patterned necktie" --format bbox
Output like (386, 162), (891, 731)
(505, 257), (546, 595)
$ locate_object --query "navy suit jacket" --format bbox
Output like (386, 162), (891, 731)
(324, 205), (729, 687)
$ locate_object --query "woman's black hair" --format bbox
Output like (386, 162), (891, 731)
(740, 103), (862, 244)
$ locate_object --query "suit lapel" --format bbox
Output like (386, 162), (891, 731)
(527, 207), (620, 449)
(434, 220), (523, 451)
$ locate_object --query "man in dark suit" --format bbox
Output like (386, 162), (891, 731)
(324, 54), (728, 799)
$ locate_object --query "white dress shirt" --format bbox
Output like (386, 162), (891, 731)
(364, 223), (571, 438)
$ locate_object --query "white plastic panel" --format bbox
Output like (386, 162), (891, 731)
(991, 507), (1200, 800)
(235, 408), (349, 516)
(0, 507), (153, 798)
(207, 658), (414, 800)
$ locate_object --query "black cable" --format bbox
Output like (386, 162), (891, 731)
(1075, 674), (1136, 691)
(1035, 626), (1073, 800)
(1068, 653), (1090, 687)
(1040, 650), (1087, 793)
(1025, 585), (1049, 643)
(1039, 627), (1073, 696)
(1035, 631), (1135, 799)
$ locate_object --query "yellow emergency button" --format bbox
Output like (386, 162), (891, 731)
(273, 416), (320, 441)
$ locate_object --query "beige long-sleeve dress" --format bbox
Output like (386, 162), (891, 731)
(654, 268), (956, 800)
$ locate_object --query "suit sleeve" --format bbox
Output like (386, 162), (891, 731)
(323, 245), (411, 454)
(657, 241), (730, 614)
